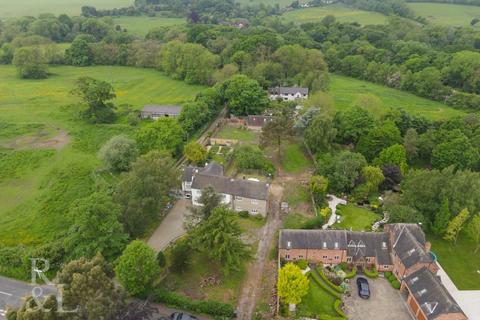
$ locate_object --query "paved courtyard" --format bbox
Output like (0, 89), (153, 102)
(343, 276), (413, 320)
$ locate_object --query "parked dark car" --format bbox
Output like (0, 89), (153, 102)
(170, 312), (198, 320)
(356, 277), (370, 299)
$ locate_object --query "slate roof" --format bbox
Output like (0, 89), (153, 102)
(191, 174), (269, 200)
(389, 223), (426, 246)
(279, 229), (348, 250)
(404, 267), (465, 319)
(141, 105), (182, 116)
(392, 224), (432, 269)
(346, 232), (391, 265)
(182, 162), (224, 183)
(246, 115), (273, 127)
(269, 86), (309, 95)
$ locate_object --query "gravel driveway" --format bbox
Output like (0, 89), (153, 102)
(147, 199), (188, 252)
(343, 276), (414, 320)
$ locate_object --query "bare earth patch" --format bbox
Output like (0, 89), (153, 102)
(6, 128), (70, 150)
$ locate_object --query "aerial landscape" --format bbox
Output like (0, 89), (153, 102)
(0, 0), (479, 319)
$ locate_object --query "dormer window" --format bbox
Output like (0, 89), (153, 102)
(417, 289), (427, 297)
(323, 242), (327, 249)
(382, 242), (387, 249)
(408, 248), (416, 256)
(410, 276), (419, 284)
(287, 241), (291, 249)
(334, 242), (339, 249)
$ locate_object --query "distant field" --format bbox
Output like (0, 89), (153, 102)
(113, 16), (186, 36)
(0, 65), (203, 246)
(329, 75), (465, 120)
(236, 0), (303, 7)
(282, 4), (388, 25)
(0, 0), (132, 18)
(409, 2), (480, 26)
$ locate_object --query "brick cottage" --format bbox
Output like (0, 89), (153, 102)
(278, 223), (467, 320)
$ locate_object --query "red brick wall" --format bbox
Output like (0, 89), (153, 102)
(279, 248), (307, 261)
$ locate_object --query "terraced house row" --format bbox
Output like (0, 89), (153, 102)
(279, 224), (467, 320)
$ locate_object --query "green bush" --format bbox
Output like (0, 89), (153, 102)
(296, 259), (308, 270)
(303, 216), (324, 229)
(384, 271), (392, 278)
(344, 266), (357, 279)
(390, 279), (401, 290)
(238, 210), (250, 218)
(316, 267), (344, 293)
(154, 289), (235, 317)
(334, 299), (347, 318)
(364, 266), (379, 279)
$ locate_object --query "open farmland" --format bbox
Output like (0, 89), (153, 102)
(282, 4), (388, 25)
(114, 16), (186, 36)
(329, 75), (465, 120)
(408, 2), (480, 26)
(0, 0), (132, 18)
(0, 65), (203, 247)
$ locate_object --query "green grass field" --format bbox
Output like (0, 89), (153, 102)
(0, 0), (132, 18)
(282, 4), (388, 25)
(430, 235), (480, 290)
(329, 75), (465, 120)
(409, 2), (480, 26)
(114, 16), (186, 36)
(237, 0), (304, 7)
(0, 65), (203, 247)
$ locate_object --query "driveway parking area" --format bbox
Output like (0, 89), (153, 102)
(343, 276), (413, 320)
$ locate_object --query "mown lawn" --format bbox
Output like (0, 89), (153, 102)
(408, 2), (480, 26)
(329, 74), (465, 121)
(334, 204), (380, 231)
(282, 3), (388, 25)
(297, 275), (338, 318)
(429, 235), (480, 290)
(215, 125), (258, 143)
(281, 142), (312, 174)
(113, 16), (186, 36)
(0, 65), (203, 246)
(0, 0), (132, 17)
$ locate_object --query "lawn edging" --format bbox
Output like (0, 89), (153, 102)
(308, 271), (342, 299)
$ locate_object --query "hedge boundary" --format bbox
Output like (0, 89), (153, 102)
(364, 267), (379, 279)
(344, 266), (357, 279)
(308, 272), (342, 299)
(153, 288), (235, 318)
(315, 267), (344, 293)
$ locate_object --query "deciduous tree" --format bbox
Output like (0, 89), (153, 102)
(361, 166), (384, 194)
(116, 240), (160, 296)
(12, 46), (48, 79)
(260, 107), (294, 158)
(444, 208), (470, 244)
(72, 76), (116, 123)
(184, 141), (207, 165)
(222, 75), (269, 116)
(277, 263), (309, 306)
(64, 192), (129, 261)
(115, 151), (179, 237)
(466, 214), (480, 253)
(136, 118), (184, 155)
(98, 135), (138, 172)
(432, 198), (451, 236)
